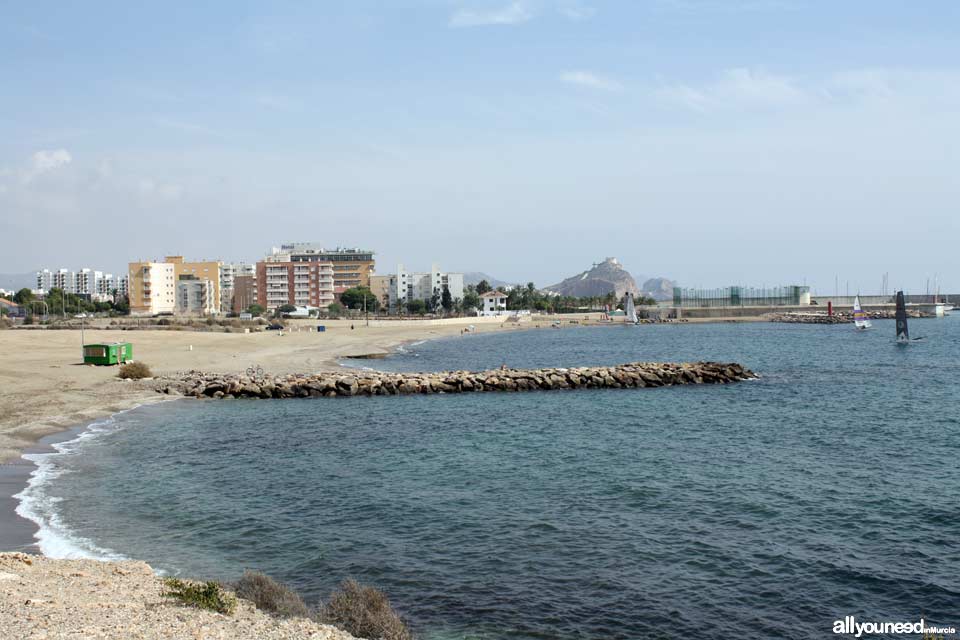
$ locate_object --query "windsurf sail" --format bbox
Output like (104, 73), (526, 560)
(895, 291), (909, 342)
(624, 293), (638, 324)
(853, 295), (871, 329)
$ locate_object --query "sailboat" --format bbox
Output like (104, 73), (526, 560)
(852, 295), (871, 330)
(894, 291), (923, 343)
(624, 293), (639, 324)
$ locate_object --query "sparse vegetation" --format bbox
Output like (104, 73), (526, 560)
(162, 578), (237, 615)
(317, 579), (412, 640)
(233, 570), (309, 619)
(118, 361), (152, 379)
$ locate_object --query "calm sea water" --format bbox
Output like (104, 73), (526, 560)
(17, 319), (960, 639)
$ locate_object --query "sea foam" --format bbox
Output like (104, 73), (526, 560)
(14, 411), (135, 561)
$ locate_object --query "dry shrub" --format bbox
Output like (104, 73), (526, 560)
(118, 361), (152, 379)
(233, 570), (309, 618)
(317, 579), (412, 640)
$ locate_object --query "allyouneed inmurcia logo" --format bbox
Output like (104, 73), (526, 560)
(832, 616), (956, 637)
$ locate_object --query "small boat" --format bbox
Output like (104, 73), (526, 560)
(895, 291), (909, 342)
(852, 295), (871, 330)
(895, 290), (924, 343)
(624, 293), (639, 324)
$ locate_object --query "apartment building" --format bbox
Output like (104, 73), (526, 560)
(220, 262), (255, 313)
(36, 268), (75, 294)
(35, 268), (128, 301)
(128, 261), (177, 314)
(369, 275), (392, 309)
(128, 256), (222, 315)
(95, 273), (128, 299)
(256, 252), (335, 311)
(231, 275), (257, 314)
(177, 278), (216, 315)
(381, 264), (464, 312)
(268, 244), (374, 292)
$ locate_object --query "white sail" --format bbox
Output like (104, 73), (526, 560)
(625, 293), (638, 324)
(853, 295), (871, 329)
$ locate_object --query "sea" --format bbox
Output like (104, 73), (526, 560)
(14, 318), (960, 639)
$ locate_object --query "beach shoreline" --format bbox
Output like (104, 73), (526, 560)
(0, 314), (764, 555)
(0, 315), (577, 554)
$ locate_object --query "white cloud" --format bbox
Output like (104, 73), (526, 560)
(449, 2), (535, 27)
(23, 149), (73, 182)
(656, 68), (808, 112)
(560, 70), (623, 92)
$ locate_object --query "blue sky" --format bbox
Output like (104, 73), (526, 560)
(1, 1), (958, 292)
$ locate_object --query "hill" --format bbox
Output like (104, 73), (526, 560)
(463, 272), (514, 289)
(544, 258), (640, 299)
(640, 277), (676, 301)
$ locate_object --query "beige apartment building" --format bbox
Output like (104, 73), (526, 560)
(128, 256), (222, 315)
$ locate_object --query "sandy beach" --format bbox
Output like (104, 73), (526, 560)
(0, 317), (547, 467)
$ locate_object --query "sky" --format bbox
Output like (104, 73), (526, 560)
(1, 0), (958, 294)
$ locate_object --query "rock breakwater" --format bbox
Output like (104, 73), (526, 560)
(154, 362), (757, 399)
(766, 310), (926, 324)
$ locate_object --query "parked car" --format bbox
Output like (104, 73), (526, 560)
(266, 323), (284, 330)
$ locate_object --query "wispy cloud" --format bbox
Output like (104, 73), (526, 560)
(558, 1), (596, 20)
(153, 117), (225, 138)
(654, 0), (798, 12)
(255, 94), (303, 111)
(449, 2), (535, 28)
(560, 70), (623, 92)
(656, 68), (807, 112)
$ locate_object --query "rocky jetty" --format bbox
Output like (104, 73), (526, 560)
(153, 362), (757, 399)
(766, 310), (925, 324)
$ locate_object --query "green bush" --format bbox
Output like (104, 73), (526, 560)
(233, 570), (309, 618)
(118, 361), (152, 379)
(317, 579), (412, 640)
(163, 578), (237, 615)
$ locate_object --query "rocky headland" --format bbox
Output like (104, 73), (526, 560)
(152, 361), (757, 399)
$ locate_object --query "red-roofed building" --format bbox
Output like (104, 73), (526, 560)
(0, 298), (23, 317)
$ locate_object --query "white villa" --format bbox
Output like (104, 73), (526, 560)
(480, 290), (508, 316)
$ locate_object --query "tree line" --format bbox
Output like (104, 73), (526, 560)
(325, 279), (657, 317)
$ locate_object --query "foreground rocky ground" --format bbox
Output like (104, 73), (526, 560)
(0, 553), (358, 640)
(153, 361), (757, 399)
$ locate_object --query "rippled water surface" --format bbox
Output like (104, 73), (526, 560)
(23, 319), (960, 638)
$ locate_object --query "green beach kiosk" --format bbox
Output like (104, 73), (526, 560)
(83, 342), (133, 366)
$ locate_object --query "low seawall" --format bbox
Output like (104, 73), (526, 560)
(154, 362), (757, 399)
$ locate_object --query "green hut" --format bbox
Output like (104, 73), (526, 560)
(83, 342), (133, 365)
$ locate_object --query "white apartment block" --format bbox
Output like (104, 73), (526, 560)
(36, 268), (127, 301)
(384, 264), (464, 312)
